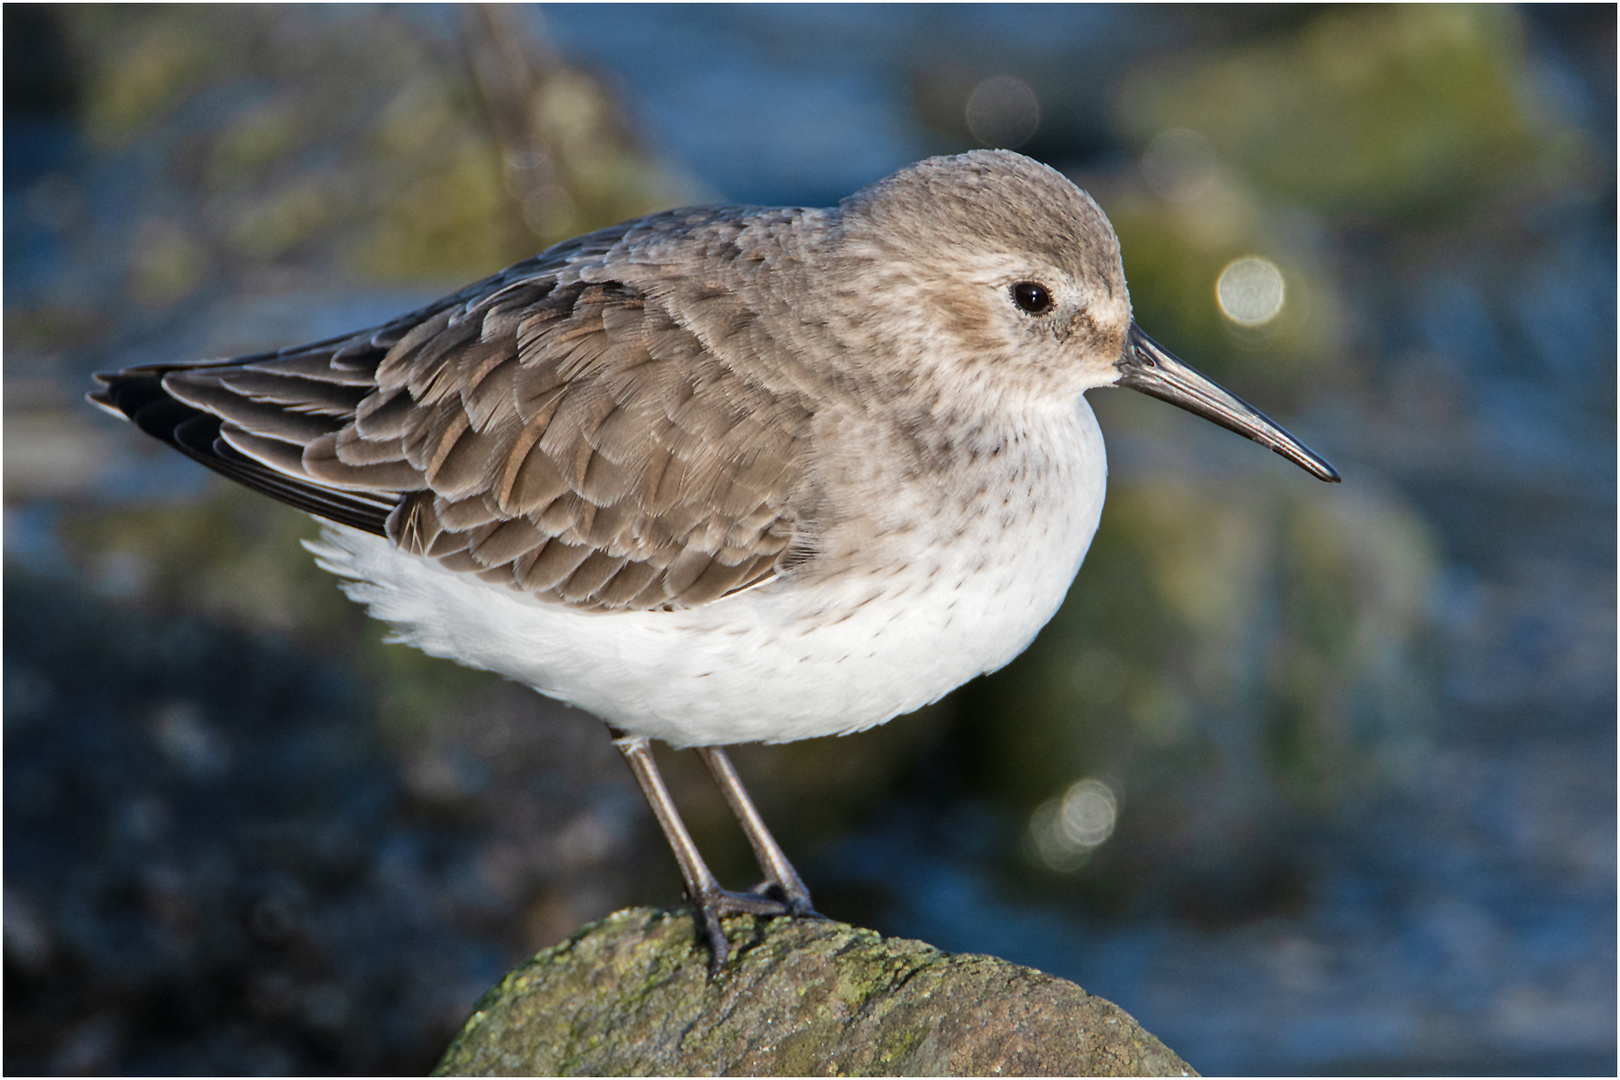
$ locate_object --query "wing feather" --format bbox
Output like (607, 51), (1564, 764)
(90, 209), (817, 611)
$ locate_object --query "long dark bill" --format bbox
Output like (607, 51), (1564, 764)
(1118, 322), (1341, 483)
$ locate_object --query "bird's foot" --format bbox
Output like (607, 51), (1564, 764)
(746, 878), (824, 920)
(690, 884), (821, 973)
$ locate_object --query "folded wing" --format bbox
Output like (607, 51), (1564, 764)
(91, 221), (815, 611)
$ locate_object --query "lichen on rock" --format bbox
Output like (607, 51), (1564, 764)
(435, 907), (1197, 1077)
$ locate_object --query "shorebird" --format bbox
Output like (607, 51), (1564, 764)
(92, 150), (1338, 968)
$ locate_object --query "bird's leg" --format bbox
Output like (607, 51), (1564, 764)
(608, 728), (791, 971)
(694, 745), (819, 918)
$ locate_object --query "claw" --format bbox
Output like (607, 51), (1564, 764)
(689, 886), (801, 973)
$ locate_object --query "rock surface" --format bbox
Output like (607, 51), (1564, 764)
(434, 908), (1196, 1076)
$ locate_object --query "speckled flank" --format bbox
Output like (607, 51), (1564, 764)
(309, 394), (1105, 746)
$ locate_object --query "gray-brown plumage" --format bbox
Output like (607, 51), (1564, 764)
(92, 150), (1337, 969)
(95, 205), (830, 611)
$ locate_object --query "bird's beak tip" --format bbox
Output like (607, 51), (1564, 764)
(1119, 324), (1341, 484)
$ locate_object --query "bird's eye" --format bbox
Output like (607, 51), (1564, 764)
(1011, 281), (1053, 315)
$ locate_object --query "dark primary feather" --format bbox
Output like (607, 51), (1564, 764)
(91, 212), (817, 611)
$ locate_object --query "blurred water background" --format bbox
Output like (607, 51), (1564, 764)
(4, 5), (1614, 1075)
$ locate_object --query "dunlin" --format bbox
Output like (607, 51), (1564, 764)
(93, 150), (1338, 968)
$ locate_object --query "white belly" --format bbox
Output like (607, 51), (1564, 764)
(307, 400), (1108, 747)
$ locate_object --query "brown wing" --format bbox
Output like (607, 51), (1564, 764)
(91, 216), (816, 611)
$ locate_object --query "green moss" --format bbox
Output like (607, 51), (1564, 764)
(206, 99), (303, 189)
(128, 217), (210, 307)
(1118, 6), (1562, 219)
(435, 909), (1196, 1075)
(79, 11), (220, 142)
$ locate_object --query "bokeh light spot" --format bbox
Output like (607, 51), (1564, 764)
(1216, 256), (1286, 326)
(965, 75), (1040, 149)
(1029, 778), (1119, 872)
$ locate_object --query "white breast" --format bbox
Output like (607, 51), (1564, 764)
(307, 399), (1108, 747)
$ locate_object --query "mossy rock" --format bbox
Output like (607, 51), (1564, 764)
(435, 908), (1196, 1077)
